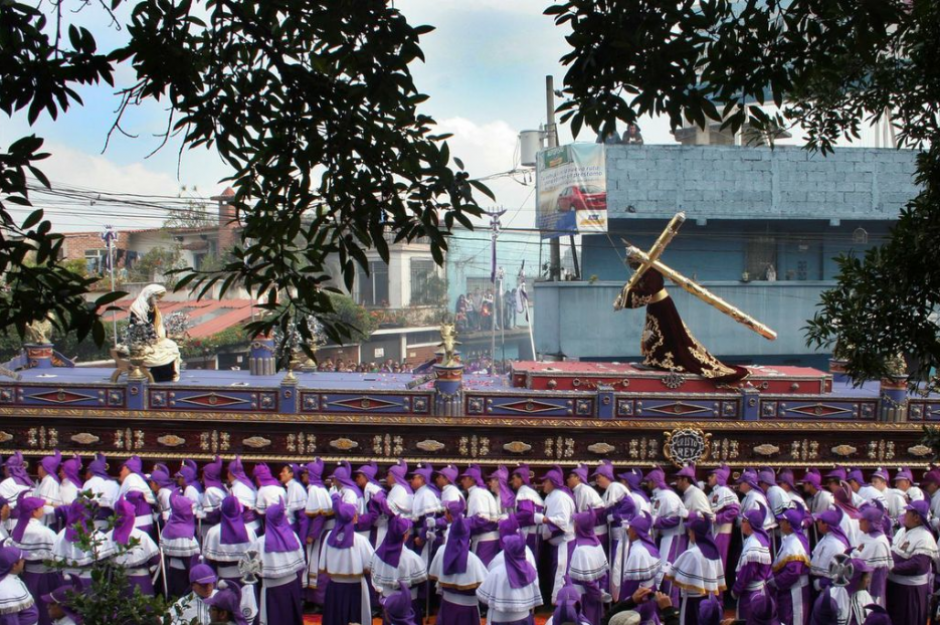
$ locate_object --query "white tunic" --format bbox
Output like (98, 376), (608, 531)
(202, 524), (259, 564)
(536, 489), (576, 602)
(33, 474), (61, 522)
(740, 490), (774, 529)
(285, 480), (307, 526)
(476, 546), (542, 622)
(305, 484), (333, 516)
(57, 481), (80, 507)
(12, 519), (56, 563)
(710, 485), (739, 537)
(811, 533), (848, 586)
(230, 481), (257, 512)
(0, 574), (34, 620)
(110, 526), (160, 571)
(370, 546), (427, 596)
(466, 486), (500, 553)
(428, 538), (488, 606)
(254, 484), (287, 514)
(440, 484), (465, 506)
(411, 485), (443, 520)
(888, 525), (939, 586)
(0, 480), (30, 506)
(199, 485), (227, 522)
(765, 485), (791, 516)
(318, 533), (376, 625)
(82, 476), (119, 509)
(119, 473), (155, 504)
(670, 543), (725, 596)
(682, 485), (713, 520)
(809, 490), (834, 515)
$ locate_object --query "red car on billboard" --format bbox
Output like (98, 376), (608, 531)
(556, 184), (607, 212)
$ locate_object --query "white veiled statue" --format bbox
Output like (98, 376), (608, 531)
(128, 284), (181, 382)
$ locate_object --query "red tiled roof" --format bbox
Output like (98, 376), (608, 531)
(110, 298), (255, 338)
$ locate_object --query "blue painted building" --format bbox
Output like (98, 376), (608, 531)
(536, 145), (920, 365)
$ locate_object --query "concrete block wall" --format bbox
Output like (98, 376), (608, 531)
(533, 280), (832, 361)
(606, 145), (920, 220)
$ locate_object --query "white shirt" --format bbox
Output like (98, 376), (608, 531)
(682, 485), (713, 519)
(254, 484), (287, 514)
(652, 487), (686, 536)
(466, 486), (499, 524)
(33, 474), (61, 519)
(536, 489), (575, 544)
(82, 476), (120, 509)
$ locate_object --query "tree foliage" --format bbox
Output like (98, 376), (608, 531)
(2, 0), (488, 351)
(547, 0), (940, 383)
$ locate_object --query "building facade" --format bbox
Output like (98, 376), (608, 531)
(535, 144), (921, 365)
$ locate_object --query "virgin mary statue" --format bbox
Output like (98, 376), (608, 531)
(128, 284), (181, 382)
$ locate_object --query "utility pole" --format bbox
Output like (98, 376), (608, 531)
(546, 76), (561, 282)
(486, 208), (507, 369)
(101, 225), (119, 345)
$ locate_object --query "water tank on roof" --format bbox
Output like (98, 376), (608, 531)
(519, 130), (543, 168)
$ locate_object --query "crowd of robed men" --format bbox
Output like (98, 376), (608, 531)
(0, 451), (936, 625)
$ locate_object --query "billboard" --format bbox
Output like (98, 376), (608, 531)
(536, 143), (608, 239)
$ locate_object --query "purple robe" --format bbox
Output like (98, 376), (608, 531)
(714, 501), (740, 570)
(619, 578), (660, 625)
(22, 570), (62, 625)
(437, 587), (480, 625)
(264, 575), (303, 625)
(886, 553), (932, 625)
(467, 515), (499, 567)
(773, 559), (810, 625)
(733, 534), (772, 623)
(869, 566), (887, 607)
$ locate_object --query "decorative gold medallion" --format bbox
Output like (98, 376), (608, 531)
(831, 444), (858, 457)
(330, 437), (359, 451)
(662, 428), (711, 467)
(753, 443), (780, 457)
(503, 441), (532, 454)
(243, 436), (272, 449)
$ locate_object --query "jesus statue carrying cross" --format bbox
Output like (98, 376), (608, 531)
(614, 213), (777, 384)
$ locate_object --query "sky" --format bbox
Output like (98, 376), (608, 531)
(1, 0), (892, 234)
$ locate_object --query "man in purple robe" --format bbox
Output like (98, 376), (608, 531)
(320, 497), (374, 625)
(707, 464), (740, 571)
(771, 507), (811, 625)
(459, 465), (500, 567)
(886, 500), (938, 625)
(255, 502), (305, 625)
(11, 496), (59, 625)
(645, 467), (684, 602)
(732, 503), (772, 621)
(616, 513), (660, 625)
(427, 500), (488, 625)
(534, 465), (576, 602)
(510, 464), (544, 558)
(854, 503), (891, 607)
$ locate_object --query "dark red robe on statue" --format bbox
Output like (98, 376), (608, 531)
(622, 267), (748, 383)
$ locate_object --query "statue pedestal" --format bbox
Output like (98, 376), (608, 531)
(433, 363), (464, 417)
(24, 344), (54, 369)
(249, 334), (276, 376)
(880, 375), (909, 422)
(829, 358), (851, 385)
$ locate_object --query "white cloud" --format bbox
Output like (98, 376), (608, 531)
(436, 117), (538, 226)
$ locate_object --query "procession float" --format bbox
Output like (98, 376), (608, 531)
(1, 214), (936, 472)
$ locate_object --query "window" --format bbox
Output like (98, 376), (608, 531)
(745, 236), (777, 280)
(85, 249), (107, 274)
(357, 261), (389, 307)
(410, 259), (441, 305)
